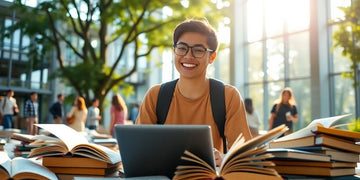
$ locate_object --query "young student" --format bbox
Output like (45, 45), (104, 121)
(49, 94), (65, 124)
(268, 87), (298, 136)
(244, 98), (261, 137)
(66, 97), (88, 132)
(24, 92), (39, 135)
(109, 94), (128, 137)
(87, 98), (101, 131)
(0, 89), (19, 129)
(136, 19), (252, 166)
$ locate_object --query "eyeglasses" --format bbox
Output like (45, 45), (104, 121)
(173, 43), (214, 58)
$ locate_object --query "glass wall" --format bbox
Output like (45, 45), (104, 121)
(328, 0), (358, 120)
(235, 0), (359, 131)
(239, 0), (311, 131)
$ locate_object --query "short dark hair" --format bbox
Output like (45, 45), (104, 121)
(244, 98), (254, 114)
(91, 98), (98, 103)
(30, 92), (37, 96)
(173, 19), (218, 52)
(6, 89), (13, 93)
(57, 94), (63, 99)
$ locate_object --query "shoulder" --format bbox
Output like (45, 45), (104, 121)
(143, 84), (162, 102)
(224, 84), (240, 94)
(224, 84), (242, 100)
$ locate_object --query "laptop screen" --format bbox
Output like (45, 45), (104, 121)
(115, 124), (215, 178)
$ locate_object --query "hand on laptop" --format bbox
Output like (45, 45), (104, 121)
(213, 148), (224, 167)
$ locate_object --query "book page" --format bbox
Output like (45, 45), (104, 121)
(11, 157), (58, 180)
(0, 151), (12, 176)
(35, 124), (89, 151)
(308, 114), (351, 128)
(275, 114), (351, 142)
(220, 124), (288, 170)
(72, 143), (121, 164)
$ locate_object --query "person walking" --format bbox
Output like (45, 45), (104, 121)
(109, 94), (128, 137)
(66, 96), (88, 132)
(49, 94), (65, 124)
(0, 89), (19, 129)
(24, 92), (39, 135)
(244, 98), (261, 137)
(268, 87), (298, 136)
(87, 98), (101, 131)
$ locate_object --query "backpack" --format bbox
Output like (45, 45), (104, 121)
(156, 78), (227, 153)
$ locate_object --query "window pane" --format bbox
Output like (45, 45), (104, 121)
(265, 0), (285, 37)
(248, 42), (263, 82)
(249, 83), (264, 130)
(331, 25), (352, 73)
(289, 79), (311, 130)
(286, 0), (310, 32)
(267, 81), (285, 111)
(266, 37), (284, 81)
(247, 0), (263, 42)
(334, 75), (355, 116)
(329, 0), (351, 21)
(217, 48), (230, 83)
(289, 32), (310, 78)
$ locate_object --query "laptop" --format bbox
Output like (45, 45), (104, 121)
(115, 124), (215, 178)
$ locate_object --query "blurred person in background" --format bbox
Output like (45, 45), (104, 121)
(109, 94), (128, 137)
(24, 92), (39, 135)
(49, 94), (65, 124)
(268, 87), (298, 136)
(87, 98), (101, 131)
(244, 98), (261, 137)
(66, 96), (88, 132)
(0, 89), (19, 129)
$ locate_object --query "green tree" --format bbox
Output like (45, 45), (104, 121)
(4, 0), (230, 112)
(332, 0), (360, 119)
(332, 0), (360, 87)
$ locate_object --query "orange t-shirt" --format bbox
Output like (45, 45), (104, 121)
(136, 83), (251, 153)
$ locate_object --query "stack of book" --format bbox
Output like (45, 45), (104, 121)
(0, 138), (6, 151)
(42, 156), (122, 177)
(10, 133), (40, 157)
(13, 143), (39, 157)
(268, 114), (360, 178)
(89, 130), (118, 150)
(26, 124), (122, 178)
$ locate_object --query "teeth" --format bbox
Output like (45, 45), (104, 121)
(182, 63), (196, 68)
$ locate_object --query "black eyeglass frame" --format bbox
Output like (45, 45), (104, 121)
(173, 43), (214, 58)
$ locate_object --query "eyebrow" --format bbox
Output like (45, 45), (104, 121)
(177, 42), (206, 47)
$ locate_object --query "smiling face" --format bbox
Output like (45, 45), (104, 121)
(174, 32), (216, 79)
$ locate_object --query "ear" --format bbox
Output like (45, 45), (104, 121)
(209, 52), (217, 64)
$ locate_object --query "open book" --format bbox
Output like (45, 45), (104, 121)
(27, 124), (121, 164)
(273, 114), (355, 142)
(0, 151), (58, 180)
(173, 124), (289, 180)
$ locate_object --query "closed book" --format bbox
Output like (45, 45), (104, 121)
(269, 134), (360, 153)
(266, 148), (331, 162)
(293, 146), (360, 162)
(270, 160), (357, 168)
(42, 156), (122, 168)
(273, 166), (355, 177)
(47, 166), (121, 176)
